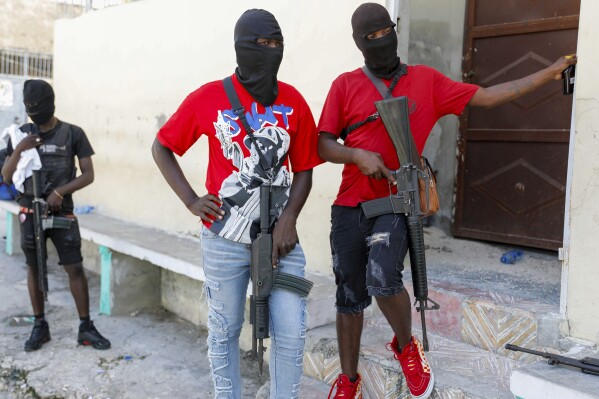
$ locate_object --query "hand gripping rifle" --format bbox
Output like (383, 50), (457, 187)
(248, 184), (314, 374)
(505, 344), (599, 376)
(32, 170), (73, 300)
(360, 96), (440, 351)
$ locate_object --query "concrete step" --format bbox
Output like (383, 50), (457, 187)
(305, 229), (564, 357)
(510, 359), (599, 399)
(508, 338), (599, 399)
(406, 228), (564, 354)
(362, 280), (566, 361)
(304, 323), (519, 399)
(307, 268), (565, 362)
(302, 248), (566, 398)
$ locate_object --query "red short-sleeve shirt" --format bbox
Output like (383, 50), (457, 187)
(157, 74), (322, 243)
(318, 65), (479, 207)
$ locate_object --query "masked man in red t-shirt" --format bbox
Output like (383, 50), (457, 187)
(152, 9), (322, 399)
(318, 3), (576, 399)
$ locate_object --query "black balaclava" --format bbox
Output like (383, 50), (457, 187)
(234, 9), (284, 107)
(23, 79), (55, 126)
(352, 3), (401, 79)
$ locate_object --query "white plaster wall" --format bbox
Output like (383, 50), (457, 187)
(53, 0), (383, 275)
(406, 0), (467, 231)
(565, 0), (599, 343)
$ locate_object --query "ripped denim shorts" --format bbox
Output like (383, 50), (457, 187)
(329, 205), (409, 314)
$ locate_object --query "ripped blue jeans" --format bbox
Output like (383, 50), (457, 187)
(201, 226), (307, 399)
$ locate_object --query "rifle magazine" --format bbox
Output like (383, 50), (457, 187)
(274, 272), (314, 297)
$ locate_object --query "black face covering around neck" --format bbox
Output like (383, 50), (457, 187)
(23, 79), (55, 125)
(352, 3), (401, 79)
(234, 9), (284, 107)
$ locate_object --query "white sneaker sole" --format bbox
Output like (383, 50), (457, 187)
(412, 371), (435, 399)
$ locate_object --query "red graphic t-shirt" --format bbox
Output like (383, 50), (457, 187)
(157, 74), (322, 243)
(317, 65), (479, 207)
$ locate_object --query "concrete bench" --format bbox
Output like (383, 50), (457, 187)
(0, 199), (334, 330)
(0, 199), (19, 256)
(0, 199), (205, 318)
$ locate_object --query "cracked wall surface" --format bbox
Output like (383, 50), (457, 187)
(564, 0), (599, 344)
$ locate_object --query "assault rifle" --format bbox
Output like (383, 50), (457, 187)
(505, 344), (599, 376)
(360, 96), (439, 351)
(32, 170), (73, 300)
(248, 184), (314, 374)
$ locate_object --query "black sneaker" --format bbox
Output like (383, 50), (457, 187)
(24, 319), (51, 351)
(78, 320), (111, 350)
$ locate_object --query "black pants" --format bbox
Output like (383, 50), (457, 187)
(20, 211), (82, 267)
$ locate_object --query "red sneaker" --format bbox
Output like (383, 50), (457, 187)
(328, 373), (363, 399)
(388, 335), (434, 399)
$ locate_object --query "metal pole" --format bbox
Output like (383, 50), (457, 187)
(23, 51), (28, 79)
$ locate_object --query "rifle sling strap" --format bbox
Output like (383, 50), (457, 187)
(223, 79), (315, 296)
(362, 65), (396, 99)
(340, 64), (408, 141)
(222, 77), (274, 179)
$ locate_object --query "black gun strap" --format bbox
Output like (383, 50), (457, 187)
(222, 77), (273, 179)
(339, 113), (379, 141)
(339, 64), (408, 141)
(362, 65), (396, 99)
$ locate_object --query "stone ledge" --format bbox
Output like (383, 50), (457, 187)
(510, 357), (599, 399)
(363, 280), (565, 356)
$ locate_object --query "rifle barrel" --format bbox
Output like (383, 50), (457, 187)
(258, 340), (264, 374)
(419, 300), (429, 350)
(505, 344), (541, 355)
(32, 171), (48, 300)
(505, 344), (599, 375)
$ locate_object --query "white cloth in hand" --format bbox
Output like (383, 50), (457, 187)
(0, 124), (42, 193)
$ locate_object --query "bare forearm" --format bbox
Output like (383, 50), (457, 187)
(53, 157), (94, 196)
(470, 55), (577, 109)
(1, 153), (19, 183)
(281, 170), (312, 220)
(318, 131), (394, 182)
(474, 70), (553, 108)
(55, 173), (93, 196)
(151, 138), (198, 207)
(318, 132), (359, 165)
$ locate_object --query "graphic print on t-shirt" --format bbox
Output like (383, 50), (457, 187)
(209, 101), (292, 242)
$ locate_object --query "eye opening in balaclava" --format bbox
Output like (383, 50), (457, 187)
(234, 9), (284, 107)
(23, 79), (55, 126)
(351, 2), (401, 79)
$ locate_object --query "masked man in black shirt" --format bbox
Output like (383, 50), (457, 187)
(1, 80), (110, 351)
